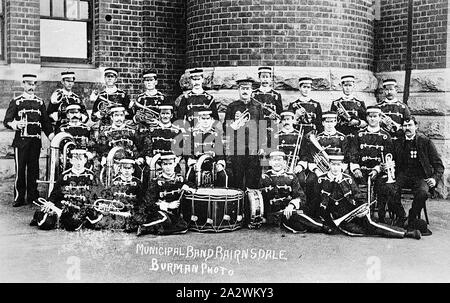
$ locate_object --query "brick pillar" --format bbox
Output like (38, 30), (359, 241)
(375, 0), (450, 198)
(94, 0), (144, 101)
(5, 0), (40, 64)
(184, 0), (377, 117)
(142, 0), (187, 101)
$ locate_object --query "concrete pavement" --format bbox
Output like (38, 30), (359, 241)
(1, 179), (449, 283)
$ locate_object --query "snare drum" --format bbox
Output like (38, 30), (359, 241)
(246, 189), (265, 229)
(183, 188), (244, 232)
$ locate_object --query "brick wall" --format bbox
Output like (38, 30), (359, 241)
(5, 0), (40, 64)
(143, 0), (187, 100)
(375, 0), (448, 72)
(186, 0), (375, 70)
(94, 0), (144, 100)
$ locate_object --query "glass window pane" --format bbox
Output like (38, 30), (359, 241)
(0, 0), (3, 14)
(41, 19), (87, 58)
(66, 0), (79, 19)
(80, 1), (89, 19)
(0, 23), (2, 57)
(52, 0), (65, 18)
(40, 0), (51, 16)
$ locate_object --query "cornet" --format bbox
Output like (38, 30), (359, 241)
(381, 151), (396, 183)
(33, 197), (62, 217)
(380, 113), (401, 132)
(251, 98), (281, 120)
(292, 102), (311, 124)
(335, 100), (352, 123)
(230, 109), (251, 130)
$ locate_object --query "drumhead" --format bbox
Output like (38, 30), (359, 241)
(185, 187), (243, 199)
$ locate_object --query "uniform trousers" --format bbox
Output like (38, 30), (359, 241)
(14, 140), (42, 204)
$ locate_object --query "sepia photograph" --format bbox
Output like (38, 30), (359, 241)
(0, 0), (449, 291)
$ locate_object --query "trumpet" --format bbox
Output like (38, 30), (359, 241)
(380, 113), (401, 132)
(381, 151), (396, 183)
(335, 100), (352, 122)
(332, 177), (376, 226)
(230, 109), (251, 130)
(308, 132), (330, 174)
(287, 126), (304, 173)
(33, 197), (63, 217)
(251, 98), (281, 120)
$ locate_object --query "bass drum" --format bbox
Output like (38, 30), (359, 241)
(182, 188), (244, 232)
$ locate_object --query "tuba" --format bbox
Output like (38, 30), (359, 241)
(381, 151), (396, 183)
(308, 132), (330, 174)
(195, 154), (216, 187)
(37, 132), (75, 197)
(230, 109), (251, 130)
(149, 153), (162, 180)
(100, 146), (124, 187)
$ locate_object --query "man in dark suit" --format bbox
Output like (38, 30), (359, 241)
(395, 116), (444, 231)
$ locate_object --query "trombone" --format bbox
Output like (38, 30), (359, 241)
(287, 126), (304, 173)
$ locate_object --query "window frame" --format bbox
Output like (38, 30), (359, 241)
(0, 0), (5, 62)
(40, 0), (94, 65)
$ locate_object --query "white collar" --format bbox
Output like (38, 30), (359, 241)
(111, 123), (125, 130)
(145, 89), (158, 96)
(405, 134), (416, 141)
(22, 92), (35, 99)
(105, 86), (118, 94)
(270, 169), (286, 176)
(367, 126), (381, 133)
(61, 88), (73, 95)
(120, 175), (133, 182)
(281, 126), (295, 133)
(192, 87), (204, 94)
(71, 168), (86, 176)
(162, 172), (176, 180)
(385, 97), (399, 103)
(327, 171), (343, 182)
(259, 86), (272, 93)
(298, 96), (310, 102)
(342, 94), (354, 100)
(323, 130), (337, 136)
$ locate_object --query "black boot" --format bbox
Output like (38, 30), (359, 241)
(404, 230), (421, 240)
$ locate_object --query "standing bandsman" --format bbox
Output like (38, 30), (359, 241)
(47, 71), (89, 130)
(186, 108), (227, 187)
(131, 70), (165, 130)
(349, 106), (406, 226)
(93, 105), (139, 166)
(318, 152), (421, 240)
(137, 153), (194, 236)
(176, 68), (219, 126)
(224, 78), (264, 190)
(90, 68), (133, 126)
(259, 151), (332, 234)
(301, 111), (350, 218)
(30, 149), (98, 231)
(395, 117), (444, 231)
(378, 79), (411, 143)
(330, 75), (367, 138)
(58, 104), (91, 149)
(288, 77), (323, 134)
(3, 74), (54, 207)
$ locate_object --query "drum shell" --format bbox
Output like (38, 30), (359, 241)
(182, 188), (244, 232)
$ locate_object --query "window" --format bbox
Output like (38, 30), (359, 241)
(0, 0), (5, 61)
(40, 0), (93, 64)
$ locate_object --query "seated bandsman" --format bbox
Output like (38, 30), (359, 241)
(330, 75), (367, 138)
(58, 104), (91, 149)
(90, 68), (133, 126)
(288, 77), (323, 134)
(395, 117), (444, 233)
(30, 149), (98, 231)
(137, 153), (195, 236)
(318, 152), (421, 240)
(131, 70), (165, 130)
(48, 71), (89, 130)
(259, 151), (332, 234)
(301, 111), (350, 218)
(86, 158), (143, 231)
(93, 105), (139, 166)
(349, 106), (406, 226)
(186, 108), (227, 187)
(176, 68), (220, 127)
(379, 79), (411, 143)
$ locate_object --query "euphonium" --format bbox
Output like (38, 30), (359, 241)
(381, 151), (396, 183)
(195, 154), (215, 187)
(133, 101), (161, 126)
(308, 132), (330, 174)
(230, 109), (251, 130)
(97, 95), (121, 116)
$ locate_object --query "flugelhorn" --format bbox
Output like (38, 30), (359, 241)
(335, 100), (352, 122)
(381, 151), (396, 183)
(230, 109), (251, 130)
(251, 98), (281, 120)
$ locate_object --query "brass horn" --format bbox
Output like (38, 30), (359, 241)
(100, 146), (124, 187)
(230, 109), (251, 130)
